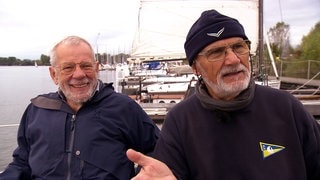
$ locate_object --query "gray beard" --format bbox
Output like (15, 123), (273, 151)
(197, 62), (251, 100)
(195, 78), (256, 112)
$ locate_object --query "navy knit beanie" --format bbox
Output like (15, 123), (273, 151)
(184, 10), (248, 66)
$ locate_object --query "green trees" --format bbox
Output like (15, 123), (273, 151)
(0, 53), (127, 66)
(0, 56), (23, 66)
(265, 21), (320, 79)
(0, 54), (50, 66)
(299, 22), (320, 61)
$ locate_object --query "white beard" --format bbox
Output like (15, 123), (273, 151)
(196, 62), (251, 100)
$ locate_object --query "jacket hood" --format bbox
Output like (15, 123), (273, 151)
(31, 80), (115, 112)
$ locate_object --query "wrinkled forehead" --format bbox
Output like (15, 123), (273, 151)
(55, 43), (94, 62)
(50, 36), (95, 65)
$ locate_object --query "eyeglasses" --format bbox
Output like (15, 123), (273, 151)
(198, 40), (251, 62)
(54, 61), (96, 75)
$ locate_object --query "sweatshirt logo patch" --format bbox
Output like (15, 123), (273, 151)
(207, 27), (224, 37)
(259, 142), (285, 159)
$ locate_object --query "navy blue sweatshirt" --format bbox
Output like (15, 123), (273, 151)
(153, 85), (320, 180)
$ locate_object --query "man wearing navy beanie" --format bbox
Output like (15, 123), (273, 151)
(184, 9), (248, 66)
(127, 10), (320, 180)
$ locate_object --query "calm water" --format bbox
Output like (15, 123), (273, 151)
(0, 66), (117, 171)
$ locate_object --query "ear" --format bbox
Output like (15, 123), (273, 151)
(94, 61), (100, 73)
(49, 66), (59, 85)
(191, 63), (200, 76)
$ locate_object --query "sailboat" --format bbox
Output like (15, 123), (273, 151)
(124, 0), (281, 105)
(129, 0), (260, 63)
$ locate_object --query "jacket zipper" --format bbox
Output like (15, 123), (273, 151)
(67, 114), (76, 180)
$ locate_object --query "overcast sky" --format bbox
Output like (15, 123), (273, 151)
(0, 0), (319, 60)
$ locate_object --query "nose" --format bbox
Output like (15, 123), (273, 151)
(72, 65), (86, 78)
(223, 48), (241, 65)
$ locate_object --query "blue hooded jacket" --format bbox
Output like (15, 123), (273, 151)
(0, 81), (160, 179)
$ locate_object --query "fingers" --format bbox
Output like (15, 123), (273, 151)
(126, 149), (177, 180)
(126, 148), (150, 167)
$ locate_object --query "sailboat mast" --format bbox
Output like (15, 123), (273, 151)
(258, 0), (263, 76)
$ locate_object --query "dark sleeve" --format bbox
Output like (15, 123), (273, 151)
(0, 106), (32, 179)
(126, 100), (160, 154)
(152, 109), (190, 179)
(292, 98), (320, 180)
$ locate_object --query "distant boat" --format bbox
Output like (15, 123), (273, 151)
(34, 61), (38, 67)
(99, 63), (116, 71)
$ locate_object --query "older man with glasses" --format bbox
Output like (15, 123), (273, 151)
(0, 36), (160, 179)
(127, 10), (320, 180)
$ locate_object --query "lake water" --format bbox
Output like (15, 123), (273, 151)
(1, 66), (317, 171)
(0, 66), (117, 171)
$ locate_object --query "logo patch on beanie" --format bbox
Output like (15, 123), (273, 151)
(207, 27), (224, 37)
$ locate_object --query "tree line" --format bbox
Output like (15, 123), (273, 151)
(0, 21), (319, 79)
(0, 53), (129, 66)
(0, 54), (50, 66)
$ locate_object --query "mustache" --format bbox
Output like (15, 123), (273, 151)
(219, 64), (248, 76)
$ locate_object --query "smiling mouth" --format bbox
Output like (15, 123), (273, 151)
(71, 83), (88, 88)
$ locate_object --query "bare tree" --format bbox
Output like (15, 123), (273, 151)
(267, 22), (290, 59)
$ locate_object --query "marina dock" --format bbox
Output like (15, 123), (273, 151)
(138, 76), (320, 123)
(140, 98), (320, 123)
